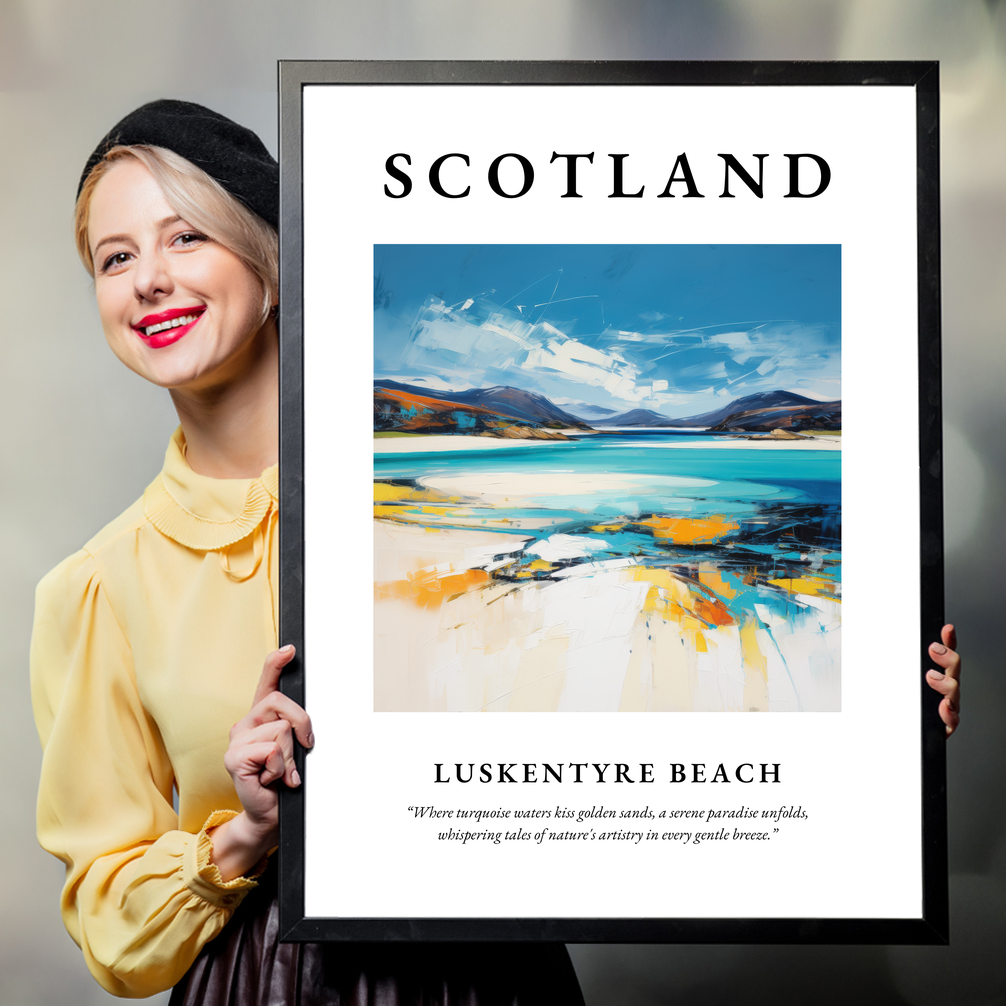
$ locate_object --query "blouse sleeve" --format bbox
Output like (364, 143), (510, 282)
(31, 549), (262, 998)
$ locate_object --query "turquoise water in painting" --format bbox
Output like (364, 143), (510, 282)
(375, 433), (841, 577)
(376, 434), (839, 487)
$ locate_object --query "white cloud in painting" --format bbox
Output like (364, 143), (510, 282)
(708, 330), (759, 350)
(520, 335), (648, 402)
(402, 297), (652, 404)
(388, 296), (841, 415)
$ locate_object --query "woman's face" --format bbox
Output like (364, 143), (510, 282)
(87, 158), (270, 392)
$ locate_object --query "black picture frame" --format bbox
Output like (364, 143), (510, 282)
(277, 60), (945, 944)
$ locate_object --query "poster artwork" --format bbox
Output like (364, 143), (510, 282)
(287, 65), (943, 940)
(372, 244), (841, 713)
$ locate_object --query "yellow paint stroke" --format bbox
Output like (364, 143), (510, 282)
(374, 480), (462, 503)
(374, 505), (471, 523)
(510, 559), (555, 579)
(625, 567), (735, 628)
(739, 617), (768, 683)
(740, 616), (769, 711)
(374, 481), (471, 522)
(374, 482), (440, 503)
(375, 566), (490, 609)
(767, 575), (841, 600)
(590, 521), (626, 533)
(633, 515), (739, 545)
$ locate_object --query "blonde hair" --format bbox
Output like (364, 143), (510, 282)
(75, 145), (278, 323)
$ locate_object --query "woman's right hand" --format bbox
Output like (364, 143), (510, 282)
(926, 624), (961, 737)
(209, 645), (314, 881)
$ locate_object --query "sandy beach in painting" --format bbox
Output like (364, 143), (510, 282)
(374, 447), (841, 713)
(375, 433), (842, 454)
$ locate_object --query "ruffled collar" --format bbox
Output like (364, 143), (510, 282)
(143, 428), (278, 551)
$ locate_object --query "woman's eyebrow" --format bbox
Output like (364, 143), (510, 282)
(92, 232), (133, 256)
(92, 216), (185, 257)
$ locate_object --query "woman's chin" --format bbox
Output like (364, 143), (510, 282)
(109, 322), (273, 395)
(123, 353), (220, 392)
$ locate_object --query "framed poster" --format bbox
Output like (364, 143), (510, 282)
(277, 61), (946, 943)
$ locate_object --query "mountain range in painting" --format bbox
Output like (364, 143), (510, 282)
(374, 382), (841, 436)
(602, 391), (841, 432)
(374, 380), (591, 438)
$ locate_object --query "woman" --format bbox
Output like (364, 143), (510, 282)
(32, 99), (962, 1002)
(31, 99), (586, 1003)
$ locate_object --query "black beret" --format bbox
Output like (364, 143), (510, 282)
(78, 99), (278, 228)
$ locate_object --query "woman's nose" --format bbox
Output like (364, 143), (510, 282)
(133, 249), (173, 302)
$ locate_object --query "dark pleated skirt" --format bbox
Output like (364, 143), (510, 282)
(169, 869), (585, 1006)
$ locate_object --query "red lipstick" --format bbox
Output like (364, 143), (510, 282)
(132, 306), (205, 349)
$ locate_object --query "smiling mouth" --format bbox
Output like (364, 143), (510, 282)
(131, 307), (207, 349)
(134, 307), (206, 338)
(142, 313), (199, 337)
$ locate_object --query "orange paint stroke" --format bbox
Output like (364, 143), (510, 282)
(633, 514), (740, 545)
(375, 566), (491, 609)
(698, 563), (738, 600)
(626, 566), (735, 628)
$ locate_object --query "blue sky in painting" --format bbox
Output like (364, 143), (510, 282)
(374, 244), (840, 418)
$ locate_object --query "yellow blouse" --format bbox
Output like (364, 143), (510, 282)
(31, 428), (279, 998)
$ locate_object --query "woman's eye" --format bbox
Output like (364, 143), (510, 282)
(173, 231), (208, 248)
(101, 251), (132, 273)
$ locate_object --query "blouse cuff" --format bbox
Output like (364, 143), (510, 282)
(183, 810), (269, 909)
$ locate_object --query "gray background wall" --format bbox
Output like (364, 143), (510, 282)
(1, 2), (1003, 1003)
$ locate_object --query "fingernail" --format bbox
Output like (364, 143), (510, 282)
(306, 732), (315, 748)
(927, 669), (944, 679)
(280, 644), (295, 654)
(931, 643), (947, 654)
(292, 768), (301, 787)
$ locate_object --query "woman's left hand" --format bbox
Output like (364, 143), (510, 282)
(209, 645), (313, 881)
(926, 624), (961, 737)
